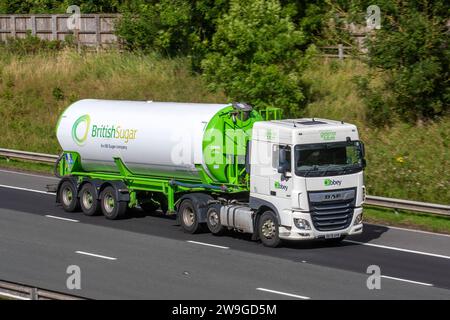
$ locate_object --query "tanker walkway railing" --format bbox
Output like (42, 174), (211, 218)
(1, 148), (449, 217)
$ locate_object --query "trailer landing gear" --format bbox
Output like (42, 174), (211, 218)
(59, 180), (80, 212)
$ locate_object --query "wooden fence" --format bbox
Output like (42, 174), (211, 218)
(0, 14), (119, 47)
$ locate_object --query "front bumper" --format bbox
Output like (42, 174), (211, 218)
(278, 207), (364, 240)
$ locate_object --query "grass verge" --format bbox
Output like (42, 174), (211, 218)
(363, 206), (450, 235)
(0, 158), (54, 175)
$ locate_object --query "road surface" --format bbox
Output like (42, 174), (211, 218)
(0, 169), (449, 299)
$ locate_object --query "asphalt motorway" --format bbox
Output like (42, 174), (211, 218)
(0, 169), (450, 300)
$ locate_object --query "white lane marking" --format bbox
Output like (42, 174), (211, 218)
(187, 241), (229, 250)
(368, 223), (450, 238)
(45, 215), (79, 223)
(0, 292), (31, 300)
(381, 275), (433, 287)
(344, 240), (450, 260)
(0, 169), (59, 180)
(75, 251), (117, 261)
(256, 288), (310, 300)
(0, 184), (54, 195)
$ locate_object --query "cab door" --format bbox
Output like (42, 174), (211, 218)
(269, 144), (293, 200)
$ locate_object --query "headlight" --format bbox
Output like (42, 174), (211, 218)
(294, 218), (311, 230)
(354, 213), (363, 225)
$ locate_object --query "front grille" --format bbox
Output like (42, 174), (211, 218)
(308, 188), (356, 231)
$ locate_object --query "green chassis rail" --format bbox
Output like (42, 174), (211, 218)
(58, 152), (249, 213)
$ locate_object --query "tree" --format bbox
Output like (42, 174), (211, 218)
(201, 0), (313, 115)
(115, 0), (192, 55)
(364, 0), (449, 121)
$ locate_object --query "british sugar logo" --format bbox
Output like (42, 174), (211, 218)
(71, 114), (91, 146)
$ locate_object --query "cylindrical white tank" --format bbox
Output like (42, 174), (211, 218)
(56, 99), (229, 181)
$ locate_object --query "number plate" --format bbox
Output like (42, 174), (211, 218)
(325, 233), (341, 239)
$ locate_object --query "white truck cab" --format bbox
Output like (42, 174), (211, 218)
(248, 118), (366, 243)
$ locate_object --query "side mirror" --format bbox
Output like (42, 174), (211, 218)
(362, 158), (367, 169)
(277, 164), (287, 174)
(277, 161), (290, 174)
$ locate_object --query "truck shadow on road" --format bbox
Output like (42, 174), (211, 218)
(282, 224), (390, 250)
(119, 209), (390, 250)
(213, 223), (390, 250)
(123, 208), (177, 221)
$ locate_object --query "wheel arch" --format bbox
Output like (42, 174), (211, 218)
(177, 193), (214, 223)
(249, 197), (282, 241)
(78, 178), (103, 200)
(98, 180), (130, 202)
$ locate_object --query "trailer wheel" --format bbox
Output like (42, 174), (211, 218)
(59, 180), (80, 212)
(258, 211), (281, 248)
(100, 186), (127, 220)
(80, 183), (101, 216)
(206, 205), (226, 235)
(178, 199), (202, 234)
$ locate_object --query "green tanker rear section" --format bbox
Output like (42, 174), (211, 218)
(202, 105), (263, 185)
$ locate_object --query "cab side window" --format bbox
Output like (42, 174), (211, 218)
(272, 145), (291, 173)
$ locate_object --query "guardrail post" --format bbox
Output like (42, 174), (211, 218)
(30, 287), (38, 300)
(338, 44), (344, 60)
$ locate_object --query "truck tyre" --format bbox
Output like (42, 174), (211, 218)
(258, 211), (281, 248)
(178, 199), (202, 234)
(59, 180), (80, 212)
(206, 205), (226, 235)
(79, 183), (101, 216)
(100, 186), (127, 220)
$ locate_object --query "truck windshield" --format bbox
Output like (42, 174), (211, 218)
(295, 141), (365, 177)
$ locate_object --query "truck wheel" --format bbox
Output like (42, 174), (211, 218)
(59, 180), (80, 212)
(206, 205), (226, 235)
(178, 199), (202, 234)
(79, 183), (100, 216)
(100, 186), (127, 220)
(258, 211), (281, 248)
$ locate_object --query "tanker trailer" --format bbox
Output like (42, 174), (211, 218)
(56, 100), (366, 247)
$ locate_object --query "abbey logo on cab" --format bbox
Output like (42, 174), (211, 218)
(324, 178), (342, 186)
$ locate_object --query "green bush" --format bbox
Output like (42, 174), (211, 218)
(0, 0), (123, 14)
(201, 0), (313, 114)
(115, 0), (193, 56)
(364, 1), (449, 122)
